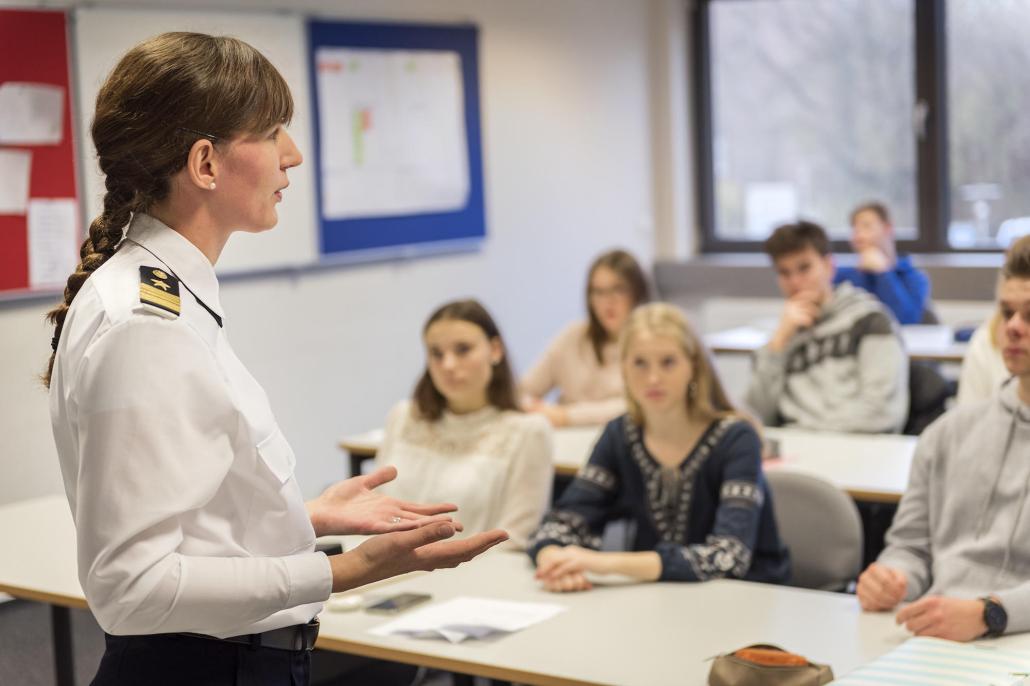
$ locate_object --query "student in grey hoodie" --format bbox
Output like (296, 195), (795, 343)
(745, 221), (909, 433)
(857, 235), (1030, 641)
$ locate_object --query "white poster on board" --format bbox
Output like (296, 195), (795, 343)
(0, 148), (31, 214)
(0, 82), (64, 145)
(315, 48), (469, 220)
(28, 199), (78, 288)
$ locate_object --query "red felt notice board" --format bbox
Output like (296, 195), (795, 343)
(0, 9), (79, 296)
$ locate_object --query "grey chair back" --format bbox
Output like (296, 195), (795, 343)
(765, 470), (863, 591)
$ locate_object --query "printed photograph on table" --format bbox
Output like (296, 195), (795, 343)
(308, 20), (486, 259)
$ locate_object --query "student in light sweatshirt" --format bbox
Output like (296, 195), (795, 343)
(834, 202), (931, 325)
(857, 235), (1030, 641)
(745, 221), (909, 433)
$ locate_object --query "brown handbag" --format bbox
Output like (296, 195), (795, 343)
(708, 644), (834, 686)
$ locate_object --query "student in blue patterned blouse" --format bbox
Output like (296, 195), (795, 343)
(528, 303), (790, 592)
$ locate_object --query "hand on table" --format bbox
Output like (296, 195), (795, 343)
(857, 562), (907, 611)
(535, 545), (600, 593)
(895, 596), (987, 642)
(307, 465), (457, 536)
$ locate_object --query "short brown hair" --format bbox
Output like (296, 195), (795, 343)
(586, 249), (650, 364)
(413, 299), (520, 421)
(850, 202), (891, 226)
(763, 220), (830, 260)
(1002, 234), (1030, 281)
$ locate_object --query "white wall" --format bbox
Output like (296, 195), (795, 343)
(0, 0), (693, 504)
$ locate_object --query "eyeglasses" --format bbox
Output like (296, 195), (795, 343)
(178, 126), (221, 141)
(589, 284), (631, 299)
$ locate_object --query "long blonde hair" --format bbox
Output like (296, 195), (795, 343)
(620, 303), (741, 427)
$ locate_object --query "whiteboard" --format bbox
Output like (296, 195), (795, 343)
(73, 8), (318, 274)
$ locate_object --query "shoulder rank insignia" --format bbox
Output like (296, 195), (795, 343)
(139, 266), (181, 318)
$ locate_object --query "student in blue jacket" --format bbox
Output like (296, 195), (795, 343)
(834, 202), (930, 325)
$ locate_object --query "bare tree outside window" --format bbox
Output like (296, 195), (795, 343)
(709, 0), (916, 242)
(948, 0), (1030, 249)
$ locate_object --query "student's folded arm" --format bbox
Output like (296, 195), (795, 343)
(526, 422), (622, 563)
(657, 423), (764, 582)
(496, 418), (555, 550)
(520, 334), (563, 401)
(993, 584), (1030, 634)
(744, 347), (788, 426)
(836, 316), (909, 433)
(870, 270), (929, 326)
(74, 319), (330, 637)
(563, 397), (626, 427)
(875, 422), (938, 600)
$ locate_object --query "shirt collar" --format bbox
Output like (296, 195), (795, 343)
(125, 213), (224, 318)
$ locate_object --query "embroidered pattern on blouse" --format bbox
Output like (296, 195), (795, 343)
(576, 463), (618, 493)
(624, 415), (736, 544)
(683, 534), (751, 580)
(720, 480), (763, 508)
(398, 404), (515, 456)
(529, 510), (602, 551)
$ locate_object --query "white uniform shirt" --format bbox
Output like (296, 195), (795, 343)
(49, 214), (332, 638)
(374, 400), (553, 550)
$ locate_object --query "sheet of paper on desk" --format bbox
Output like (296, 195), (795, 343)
(369, 596), (565, 644)
(0, 149), (31, 214)
(833, 636), (1030, 685)
(0, 83), (64, 145)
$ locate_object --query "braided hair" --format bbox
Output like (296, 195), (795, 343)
(43, 32), (293, 387)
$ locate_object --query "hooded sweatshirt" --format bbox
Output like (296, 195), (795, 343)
(745, 282), (909, 433)
(878, 379), (1030, 632)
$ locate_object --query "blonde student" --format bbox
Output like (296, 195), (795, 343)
(375, 299), (554, 550)
(528, 303), (790, 592)
(45, 33), (504, 686)
(522, 249), (650, 427)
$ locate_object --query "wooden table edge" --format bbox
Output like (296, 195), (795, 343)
(0, 584), (89, 610)
(314, 634), (605, 686)
(845, 488), (901, 504)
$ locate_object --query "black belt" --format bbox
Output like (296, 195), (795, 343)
(183, 619), (319, 652)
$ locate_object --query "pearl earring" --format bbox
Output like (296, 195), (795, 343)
(208, 182), (216, 190)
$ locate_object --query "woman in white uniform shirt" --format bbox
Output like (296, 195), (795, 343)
(376, 300), (554, 550)
(44, 33), (505, 686)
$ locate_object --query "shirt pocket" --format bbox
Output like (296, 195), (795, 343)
(256, 426), (297, 484)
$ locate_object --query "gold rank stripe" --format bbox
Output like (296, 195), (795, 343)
(140, 283), (181, 311)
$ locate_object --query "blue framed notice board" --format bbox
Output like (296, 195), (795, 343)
(307, 20), (486, 258)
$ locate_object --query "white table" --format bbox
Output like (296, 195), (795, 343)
(342, 424), (914, 503)
(7, 495), (1030, 686)
(705, 324), (968, 364)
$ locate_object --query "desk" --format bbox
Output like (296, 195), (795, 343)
(339, 425), (604, 479)
(7, 495), (1030, 686)
(705, 324), (969, 364)
(763, 427), (915, 504)
(342, 425), (913, 504)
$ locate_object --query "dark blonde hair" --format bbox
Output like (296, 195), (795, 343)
(43, 32), (293, 387)
(413, 299), (520, 421)
(585, 249), (650, 364)
(620, 303), (740, 426)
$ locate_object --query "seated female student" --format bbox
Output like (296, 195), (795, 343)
(375, 299), (554, 550)
(834, 201), (931, 325)
(527, 303), (790, 591)
(957, 311), (1010, 405)
(521, 249), (649, 427)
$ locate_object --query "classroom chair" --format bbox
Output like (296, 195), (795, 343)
(904, 361), (954, 435)
(764, 470), (863, 592)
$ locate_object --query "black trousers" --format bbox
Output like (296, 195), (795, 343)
(91, 632), (310, 686)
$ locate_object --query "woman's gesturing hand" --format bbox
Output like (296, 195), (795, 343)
(307, 465), (458, 536)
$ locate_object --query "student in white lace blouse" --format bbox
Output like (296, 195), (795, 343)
(376, 300), (555, 550)
(521, 249), (650, 427)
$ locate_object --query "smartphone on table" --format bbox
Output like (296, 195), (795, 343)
(365, 592), (432, 614)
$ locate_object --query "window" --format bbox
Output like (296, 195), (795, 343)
(947, 0), (1030, 249)
(695, 0), (1027, 252)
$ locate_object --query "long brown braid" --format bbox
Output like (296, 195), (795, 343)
(42, 32), (293, 387)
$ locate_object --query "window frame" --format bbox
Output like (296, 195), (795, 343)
(692, 0), (967, 253)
